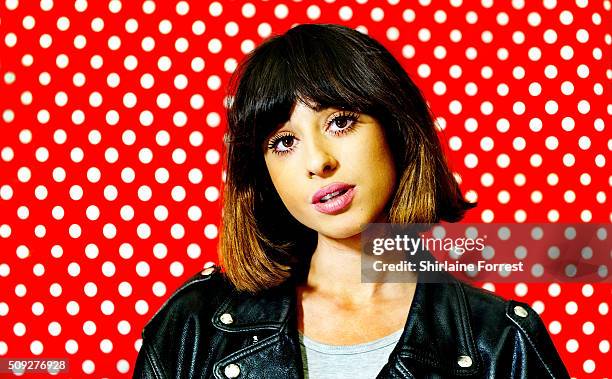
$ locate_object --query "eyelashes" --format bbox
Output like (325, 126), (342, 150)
(267, 111), (360, 156)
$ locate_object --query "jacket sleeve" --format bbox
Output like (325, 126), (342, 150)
(505, 300), (571, 379)
(133, 341), (165, 379)
(132, 268), (224, 379)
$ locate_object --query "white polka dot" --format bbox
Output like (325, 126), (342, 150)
(66, 301), (80, 316)
(158, 56), (172, 71)
(158, 19), (172, 34)
(577, 63), (589, 77)
(83, 320), (96, 335)
(82, 360), (95, 374)
(137, 186), (152, 201)
(99, 339), (113, 354)
(86, 205), (100, 221)
(580, 173), (591, 185)
(102, 261), (116, 277)
(169, 259), (186, 276)
(26, 305), (46, 325)
(84, 244), (99, 259)
(153, 281), (167, 297)
(154, 206), (168, 222)
(0, 262), (10, 275)
(307, 5), (320, 19)
(53, 91), (68, 107)
(531, 300), (544, 314)
(65, 339), (79, 354)
(184, 206), (198, 221)
(566, 339), (579, 353)
(122, 19), (139, 34)
(141, 37), (155, 52)
(119, 205), (134, 221)
(67, 262), (81, 277)
(13, 322), (26, 336)
(274, 3), (288, 19)
(207, 75), (221, 90)
(157, 93), (171, 108)
(565, 301), (578, 315)
(175, 37), (189, 53)
(578, 136), (591, 150)
(50, 246), (63, 258)
(209, 1), (222, 16)
(204, 224), (218, 239)
(116, 359), (130, 374)
(139, 110), (153, 126)
(101, 300), (114, 315)
(206, 149), (220, 165)
(17, 206), (30, 220)
(480, 173), (494, 187)
(49, 283), (62, 297)
(582, 359), (595, 373)
(176, 1), (189, 15)
(339, 6), (353, 20)
(136, 261), (150, 277)
(549, 320), (561, 334)
(564, 189), (576, 202)
(118, 320), (131, 335)
(48, 321), (61, 336)
(29, 340), (43, 355)
(142, 0), (155, 14)
(548, 283), (561, 297)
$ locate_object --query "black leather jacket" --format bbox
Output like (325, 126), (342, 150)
(133, 266), (570, 378)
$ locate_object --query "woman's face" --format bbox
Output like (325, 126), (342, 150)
(263, 101), (397, 239)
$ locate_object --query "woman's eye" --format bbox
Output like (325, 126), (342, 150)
(268, 135), (295, 154)
(328, 113), (358, 134)
(278, 136), (294, 149)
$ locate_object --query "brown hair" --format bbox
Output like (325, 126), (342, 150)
(219, 24), (475, 293)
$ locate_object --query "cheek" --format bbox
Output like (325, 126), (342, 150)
(265, 160), (304, 210)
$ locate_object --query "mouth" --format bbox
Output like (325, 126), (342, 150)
(311, 183), (356, 215)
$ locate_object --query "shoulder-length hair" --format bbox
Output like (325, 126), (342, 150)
(220, 24), (474, 293)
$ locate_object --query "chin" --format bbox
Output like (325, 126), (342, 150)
(314, 218), (369, 240)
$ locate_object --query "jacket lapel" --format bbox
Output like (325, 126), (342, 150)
(210, 274), (482, 378)
(386, 279), (484, 377)
(211, 281), (304, 379)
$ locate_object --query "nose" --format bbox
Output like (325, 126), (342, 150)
(304, 136), (337, 178)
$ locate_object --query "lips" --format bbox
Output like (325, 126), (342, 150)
(311, 183), (356, 215)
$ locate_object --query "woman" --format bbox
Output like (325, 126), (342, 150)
(134, 24), (569, 378)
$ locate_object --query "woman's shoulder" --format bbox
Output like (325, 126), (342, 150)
(140, 265), (232, 340)
(456, 281), (569, 378)
(458, 281), (546, 337)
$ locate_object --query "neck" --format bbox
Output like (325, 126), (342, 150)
(301, 232), (417, 305)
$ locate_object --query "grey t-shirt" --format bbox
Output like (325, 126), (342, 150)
(298, 329), (403, 379)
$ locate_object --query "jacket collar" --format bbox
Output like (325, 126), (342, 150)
(212, 273), (483, 376)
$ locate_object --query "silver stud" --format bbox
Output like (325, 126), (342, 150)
(220, 313), (234, 325)
(457, 355), (473, 368)
(224, 363), (240, 378)
(252, 335), (258, 343)
(513, 305), (528, 318)
(201, 267), (215, 276)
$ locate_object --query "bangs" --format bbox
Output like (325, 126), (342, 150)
(229, 24), (390, 151)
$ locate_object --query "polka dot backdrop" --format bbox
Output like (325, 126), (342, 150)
(0, 0), (609, 377)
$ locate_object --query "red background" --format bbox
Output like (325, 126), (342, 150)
(0, 0), (610, 377)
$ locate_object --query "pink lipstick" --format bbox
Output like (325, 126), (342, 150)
(311, 183), (356, 215)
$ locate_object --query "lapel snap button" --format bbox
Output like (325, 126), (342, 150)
(224, 363), (240, 378)
(457, 355), (473, 368)
(513, 305), (529, 318)
(220, 313), (234, 325)
(201, 267), (215, 276)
